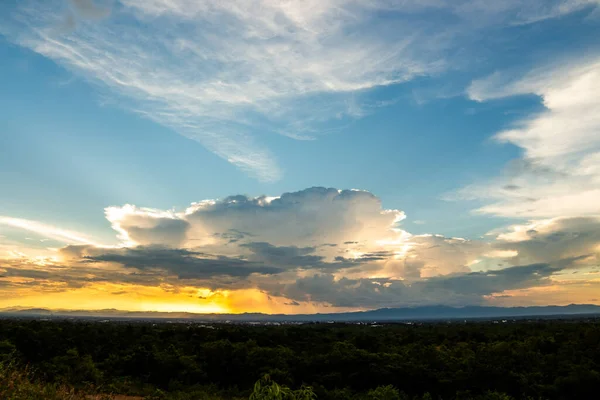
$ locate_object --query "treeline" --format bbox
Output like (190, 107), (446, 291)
(1, 319), (599, 399)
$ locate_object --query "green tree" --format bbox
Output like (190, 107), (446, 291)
(250, 375), (316, 400)
(0, 340), (16, 363)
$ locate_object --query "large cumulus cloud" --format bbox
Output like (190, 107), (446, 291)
(100, 188), (486, 280)
(108, 188), (406, 250)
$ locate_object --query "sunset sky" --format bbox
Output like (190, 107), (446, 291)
(1, 0), (600, 314)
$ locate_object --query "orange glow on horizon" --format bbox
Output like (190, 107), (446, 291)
(486, 281), (600, 307)
(0, 281), (356, 315)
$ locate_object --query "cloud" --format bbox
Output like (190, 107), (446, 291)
(448, 0), (600, 25)
(2, 187), (484, 298)
(266, 261), (564, 308)
(106, 188), (407, 255)
(241, 242), (326, 268)
(3, 1), (597, 180)
(0, 216), (101, 245)
(81, 188), (600, 307)
(74, 187), (418, 277)
(394, 234), (488, 278)
(0, 255), (135, 291)
(56, 0), (111, 34)
(2, 187), (600, 309)
(492, 216), (600, 267)
(81, 245), (285, 279)
(462, 58), (600, 218)
(3, 0), (441, 181)
(105, 205), (190, 247)
(70, 0), (111, 20)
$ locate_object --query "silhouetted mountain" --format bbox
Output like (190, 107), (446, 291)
(2, 304), (600, 322)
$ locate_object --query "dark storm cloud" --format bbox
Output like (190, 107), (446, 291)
(269, 261), (574, 308)
(421, 262), (557, 296)
(212, 229), (255, 244)
(240, 241), (384, 271)
(241, 242), (325, 267)
(85, 246), (284, 279)
(335, 251), (395, 263)
(494, 217), (600, 265)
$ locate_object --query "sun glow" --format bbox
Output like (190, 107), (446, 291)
(141, 302), (229, 314)
(0, 281), (346, 315)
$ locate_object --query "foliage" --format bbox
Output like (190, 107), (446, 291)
(0, 361), (90, 400)
(0, 318), (599, 399)
(250, 375), (316, 400)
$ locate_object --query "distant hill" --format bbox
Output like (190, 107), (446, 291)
(2, 304), (600, 322)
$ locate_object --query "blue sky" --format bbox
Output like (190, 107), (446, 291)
(1, 0), (600, 312)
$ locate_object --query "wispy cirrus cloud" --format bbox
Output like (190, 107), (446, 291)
(3, 0), (440, 181)
(0, 215), (101, 246)
(3, 0), (597, 181)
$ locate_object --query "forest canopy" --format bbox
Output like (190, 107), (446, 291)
(1, 319), (600, 399)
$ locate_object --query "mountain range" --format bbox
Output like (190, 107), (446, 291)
(2, 304), (600, 322)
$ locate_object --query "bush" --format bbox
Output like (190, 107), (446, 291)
(250, 375), (316, 400)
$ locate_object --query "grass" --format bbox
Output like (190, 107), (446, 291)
(0, 362), (144, 400)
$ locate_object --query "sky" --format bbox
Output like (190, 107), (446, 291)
(1, 0), (600, 314)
